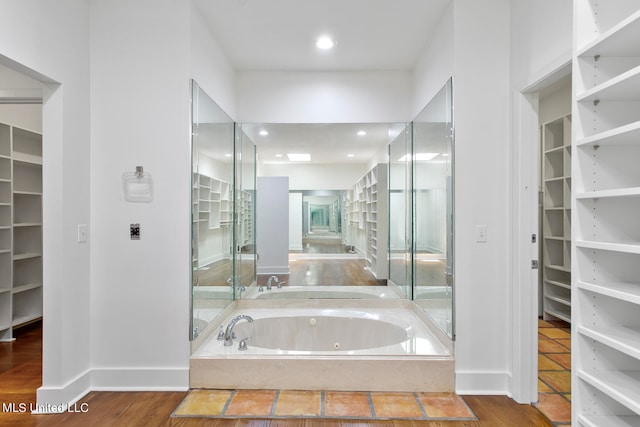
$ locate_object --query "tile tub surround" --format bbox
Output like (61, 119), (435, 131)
(190, 299), (454, 392)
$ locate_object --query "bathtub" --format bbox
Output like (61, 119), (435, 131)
(190, 299), (454, 392)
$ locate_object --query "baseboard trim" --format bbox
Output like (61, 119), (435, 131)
(455, 370), (511, 395)
(35, 369), (91, 413)
(91, 367), (189, 391)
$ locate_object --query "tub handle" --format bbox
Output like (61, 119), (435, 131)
(238, 337), (252, 351)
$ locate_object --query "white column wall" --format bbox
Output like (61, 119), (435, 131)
(89, 0), (191, 389)
(0, 0), (92, 406)
(450, 0), (512, 394)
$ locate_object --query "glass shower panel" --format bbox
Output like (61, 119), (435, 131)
(412, 78), (454, 338)
(388, 124), (412, 299)
(233, 125), (257, 298)
(191, 81), (235, 340)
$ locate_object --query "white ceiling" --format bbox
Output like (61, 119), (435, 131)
(241, 122), (406, 164)
(193, 0), (451, 71)
(194, 0), (450, 165)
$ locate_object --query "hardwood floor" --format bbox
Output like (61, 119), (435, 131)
(0, 322), (554, 426)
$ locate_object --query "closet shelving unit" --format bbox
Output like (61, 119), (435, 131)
(541, 114), (572, 323)
(573, 2), (640, 425)
(347, 164), (388, 279)
(194, 173), (232, 230)
(0, 123), (43, 342)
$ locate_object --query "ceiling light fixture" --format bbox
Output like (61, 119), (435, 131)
(287, 153), (311, 162)
(275, 153), (283, 158)
(347, 154), (355, 158)
(225, 153), (232, 157)
(259, 129), (268, 136)
(357, 130), (366, 136)
(316, 36), (336, 50)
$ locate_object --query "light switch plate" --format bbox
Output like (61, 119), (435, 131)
(475, 225), (488, 243)
(78, 224), (88, 242)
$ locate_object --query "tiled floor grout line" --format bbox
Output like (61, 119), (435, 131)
(271, 389), (280, 417)
(412, 392), (429, 419)
(220, 390), (235, 417)
(366, 392), (376, 418)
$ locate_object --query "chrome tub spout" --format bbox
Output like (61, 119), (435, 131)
(224, 314), (254, 346)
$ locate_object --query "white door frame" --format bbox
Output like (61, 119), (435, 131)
(510, 60), (571, 403)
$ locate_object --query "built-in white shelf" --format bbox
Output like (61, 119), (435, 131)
(577, 9), (640, 57)
(578, 414), (640, 427)
(542, 114), (572, 322)
(573, 2), (640, 423)
(576, 121), (640, 148)
(343, 164), (388, 279)
(0, 122), (42, 342)
(576, 240), (640, 255)
(577, 65), (640, 102)
(578, 371), (640, 416)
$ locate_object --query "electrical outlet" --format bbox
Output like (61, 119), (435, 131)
(130, 223), (140, 240)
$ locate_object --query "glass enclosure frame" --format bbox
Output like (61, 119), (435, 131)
(190, 80), (256, 341)
(190, 78), (452, 341)
(412, 78), (454, 339)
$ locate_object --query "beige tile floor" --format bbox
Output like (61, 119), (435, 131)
(173, 389), (477, 420)
(535, 319), (571, 425)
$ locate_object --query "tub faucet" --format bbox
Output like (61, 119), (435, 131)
(224, 314), (253, 346)
(266, 275), (283, 290)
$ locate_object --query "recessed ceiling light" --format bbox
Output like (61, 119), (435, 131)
(316, 36), (336, 50)
(225, 153), (232, 157)
(357, 130), (366, 136)
(287, 153), (311, 161)
(347, 154), (355, 158)
(275, 153), (283, 158)
(259, 130), (268, 136)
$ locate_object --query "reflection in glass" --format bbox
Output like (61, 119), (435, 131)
(234, 125), (257, 299)
(191, 81), (236, 340)
(388, 125), (412, 299)
(412, 79), (454, 338)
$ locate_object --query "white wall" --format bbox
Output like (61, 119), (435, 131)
(412, 2), (454, 118)
(190, 6), (237, 120)
(0, 0), (92, 406)
(289, 193), (303, 250)
(260, 163), (368, 191)
(89, 0), (191, 390)
(237, 71), (412, 123)
(450, 0), (511, 395)
(256, 177), (289, 274)
(510, 0), (573, 89)
(0, 105), (42, 132)
(539, 76), (572, 124)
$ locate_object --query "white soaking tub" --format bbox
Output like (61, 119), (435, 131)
(190, 299), (454, 392)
